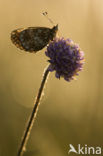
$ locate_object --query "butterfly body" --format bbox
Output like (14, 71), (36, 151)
(11, 25), (58, 52)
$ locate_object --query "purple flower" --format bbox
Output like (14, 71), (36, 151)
(45, 38), (84, 81)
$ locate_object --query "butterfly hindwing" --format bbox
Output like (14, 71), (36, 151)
(11, 25), (58, 52)
(11, 28), (25, 51)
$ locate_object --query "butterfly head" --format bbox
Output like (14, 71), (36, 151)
(50, 24), (58, 40)
(52, 24), (58, 32)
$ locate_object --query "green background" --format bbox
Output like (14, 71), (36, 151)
(0, 0), (103, 155)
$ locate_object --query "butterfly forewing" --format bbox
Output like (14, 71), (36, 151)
(11, 25), (58, 52)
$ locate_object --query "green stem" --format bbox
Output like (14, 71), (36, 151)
(17, 66), (50, 156)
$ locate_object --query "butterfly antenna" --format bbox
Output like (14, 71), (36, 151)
(42, 12), (55, 26)
(42, 12), (61, 37)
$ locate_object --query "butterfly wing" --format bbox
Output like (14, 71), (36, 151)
(11, 28), (25, 50)
(11, 27), (52, 52)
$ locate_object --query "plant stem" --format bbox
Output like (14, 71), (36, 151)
(17, 66), (50, 156)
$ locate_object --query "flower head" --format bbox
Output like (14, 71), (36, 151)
(45, 38), (84, 81)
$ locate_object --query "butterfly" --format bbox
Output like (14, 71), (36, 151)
(11, 24), (58, 52)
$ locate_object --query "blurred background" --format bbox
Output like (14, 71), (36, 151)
(0, 0), (103, 155)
